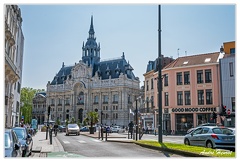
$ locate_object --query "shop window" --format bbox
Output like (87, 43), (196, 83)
(175, 114), (193, 134)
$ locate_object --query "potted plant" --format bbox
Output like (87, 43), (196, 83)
(83, 111), (99, 134)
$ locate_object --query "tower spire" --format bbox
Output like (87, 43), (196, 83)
(89, 15), (95, 36)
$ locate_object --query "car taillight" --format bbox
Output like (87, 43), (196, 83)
(211, 134), (219, 140)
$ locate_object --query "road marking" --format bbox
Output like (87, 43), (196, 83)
(78, 140), (86, 143)
(62, 141), (70, 144)
(91, 139), (102, 142)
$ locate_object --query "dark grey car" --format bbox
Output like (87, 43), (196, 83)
(12, 127), (33, 157)
(184, 126), (235, 150)
(5, 129), (22, 157)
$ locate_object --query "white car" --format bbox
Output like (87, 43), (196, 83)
(112, 126), (122, 133)
(66, 124), (80, 136)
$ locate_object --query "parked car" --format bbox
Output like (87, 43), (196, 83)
(12, 127), (33, 157)
(5, 129), (22, 157)
(58, 125), (66, 132)
(66, 124), (80, 136)
(228, 128), (235, 135)
(80, 126), (89, 132)
(186, 123), (217, 134)
(112, 126), (122, 133)
(184, 126), (235, 150)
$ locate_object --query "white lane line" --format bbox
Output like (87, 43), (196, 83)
(92, 139), (102, 142)
(78, 140), (87, 143)
(62, 141), (70, 144)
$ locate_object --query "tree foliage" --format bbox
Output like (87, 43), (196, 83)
(20, 87), (45, 124)
(83, 111), (99, 127)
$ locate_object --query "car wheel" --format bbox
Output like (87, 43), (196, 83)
(206, 141), (213, 148)
(184, 138), (190, 145)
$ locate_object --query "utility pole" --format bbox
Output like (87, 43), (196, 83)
(158, 4), (163, 143)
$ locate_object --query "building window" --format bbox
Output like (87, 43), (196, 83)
(232, 97), (235, 112)
(58, 98), (62, 105)
(198, 90), (204, 105)
(184, 71), (190, 85)
(164, 92), (169, 106)
(164, 74), (168, 86)
(17, 82), (21, 93)
(128, 95), (131, 104)
(103, 95), (108, 103)
(66, 98), (70, 105)
(205, 69), (212, 83)
(113, 94), (118, 103)
(51, 99), (55, 105)
(146, 81), (149, 91)
(151, 78), (154, 89)
(229, 62), (234, 77)
(77, 92), (84, 105)
(176, 114), (193, 133)
(230, 48), (235, 54)
(177, 91), (183, 105)
(94, 95), (99, 103)
(206, 89), (212, 104)
(176, 72), (182, 85)
(197, 70), (203, 84)
(184, 91), (191, 105)
(151, 96), (154, 108)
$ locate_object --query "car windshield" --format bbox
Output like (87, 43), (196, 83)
(13, 129), (26, 139)
(212, 128), (233, 135)
(5, 133), (11, 148)
(68, 124), (78, 128)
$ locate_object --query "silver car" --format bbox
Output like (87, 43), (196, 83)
(66, 124), (80, 136)
(184, 126), (235, 150)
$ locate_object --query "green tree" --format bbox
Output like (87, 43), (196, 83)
(20, 87), (45, 124)
(70, 117), (75, 123)
(83, 111), (99, 128)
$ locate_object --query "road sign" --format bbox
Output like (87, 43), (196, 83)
(227, 109), (231, 115)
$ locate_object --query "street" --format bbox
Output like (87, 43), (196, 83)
(54, 132), (184, 158)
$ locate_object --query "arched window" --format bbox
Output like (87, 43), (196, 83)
(77, 92), (84, 105)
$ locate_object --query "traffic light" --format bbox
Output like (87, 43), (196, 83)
(212, 112), (217, 119)
(48, 106), (51, 116)
(222, 104), (226, 115)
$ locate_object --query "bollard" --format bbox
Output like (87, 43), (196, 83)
(98, 127), (100, 139)
(105, 129), (107, 141)
(49, 128), (52, 145)
(101, 127), (103, 140)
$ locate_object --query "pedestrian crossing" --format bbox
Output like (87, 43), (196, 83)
(62, 139), (103, 144)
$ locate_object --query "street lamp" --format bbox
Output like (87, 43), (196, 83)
(46, 105), (50, 139)
(158, 4), (163, 143)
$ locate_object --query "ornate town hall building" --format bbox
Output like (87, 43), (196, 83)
(46, 16), (140, 127)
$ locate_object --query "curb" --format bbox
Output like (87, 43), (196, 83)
(134, 143), (210, 157)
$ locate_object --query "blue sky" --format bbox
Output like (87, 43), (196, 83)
(3, 2), (237, 90)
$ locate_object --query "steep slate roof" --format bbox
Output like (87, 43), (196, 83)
(163, 52), (220, 69)
(93, 56), (136, 80)
(50, 65), (73, 85)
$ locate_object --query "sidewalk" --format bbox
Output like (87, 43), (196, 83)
(30, 131), (64, 157)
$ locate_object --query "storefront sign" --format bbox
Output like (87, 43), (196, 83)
(171, 107), (216, 113)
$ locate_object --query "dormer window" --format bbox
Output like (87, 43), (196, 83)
(106, 65), (111, 76)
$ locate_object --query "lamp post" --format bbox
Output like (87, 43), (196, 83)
(135, 98), (138, 141)
(158, 4), (163, 143)
(46, 105), (50, 140)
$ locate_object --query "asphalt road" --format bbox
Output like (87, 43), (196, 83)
(55, 133), (184, 158)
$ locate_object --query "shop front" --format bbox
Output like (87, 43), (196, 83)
(170, 107), (219, 135)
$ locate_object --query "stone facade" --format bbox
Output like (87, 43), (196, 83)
(46, 16), (140, 128)
(5, 5), (24, 128)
